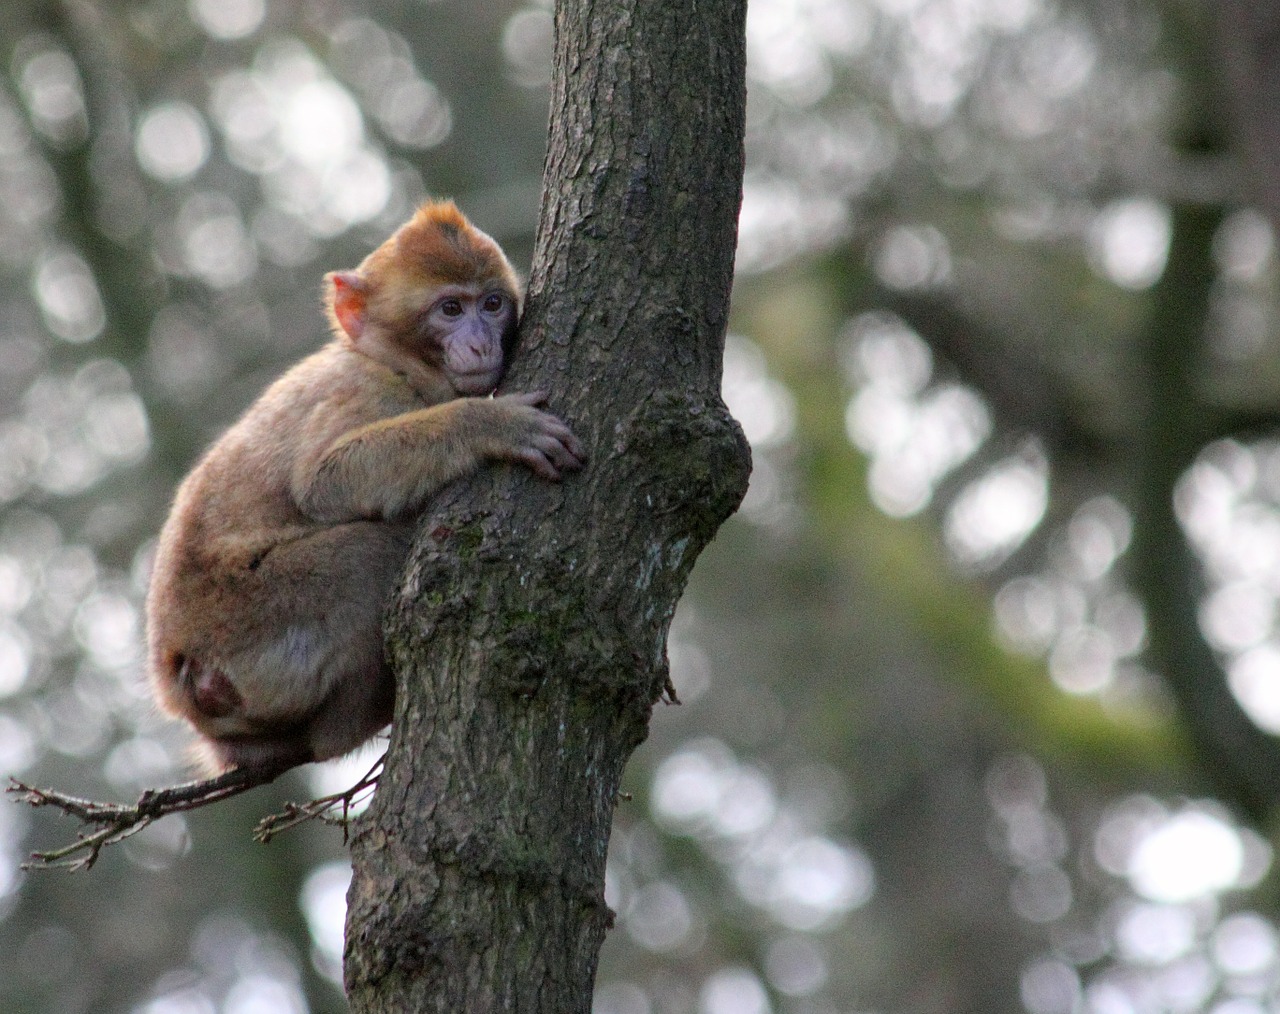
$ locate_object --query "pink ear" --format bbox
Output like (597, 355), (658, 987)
(328, 271), (367, 341)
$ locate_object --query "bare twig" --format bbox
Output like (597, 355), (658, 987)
(9, 749), (389, 871)
(9, 761), (295, 872)
(254, 753), (385, 845)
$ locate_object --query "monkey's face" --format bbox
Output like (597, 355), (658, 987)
(427, 284), (519, 395)
(323, 200), (524, 400)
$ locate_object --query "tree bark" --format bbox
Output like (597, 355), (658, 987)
(343, 2), (750, 1010)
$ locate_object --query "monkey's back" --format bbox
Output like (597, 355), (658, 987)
(145, 342), (421, 723)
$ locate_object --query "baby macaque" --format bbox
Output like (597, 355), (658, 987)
(146, 201), (585, 772)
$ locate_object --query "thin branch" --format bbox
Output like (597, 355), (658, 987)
(8, 751), (389, 871)
(8, 761), (294, 872)
(254, 752), (385, 845)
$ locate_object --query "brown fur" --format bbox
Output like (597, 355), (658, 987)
(147, 202), (584, 772)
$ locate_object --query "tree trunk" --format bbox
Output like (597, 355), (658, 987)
(343, 2), (750, 1010)
(1217, 3), (1280, 228)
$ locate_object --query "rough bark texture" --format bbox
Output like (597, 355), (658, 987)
(343, 2), (750, 1010)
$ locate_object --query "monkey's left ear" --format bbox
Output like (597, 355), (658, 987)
(325, 271), (368, 342)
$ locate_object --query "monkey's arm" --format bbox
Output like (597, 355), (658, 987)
(294, 393), (585, 523)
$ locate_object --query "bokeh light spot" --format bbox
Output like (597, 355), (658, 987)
(189, 0), (265, 40)
(301, 861), (351, 985)
(1088, 198), (1171, 290)
(1128, 810), (1245, 903)
(135, 103), (210, 182)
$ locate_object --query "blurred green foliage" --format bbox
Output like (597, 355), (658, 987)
(3, 1), (1280, 1013)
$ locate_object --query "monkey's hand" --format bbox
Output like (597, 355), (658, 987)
(492, 392), (588, 480)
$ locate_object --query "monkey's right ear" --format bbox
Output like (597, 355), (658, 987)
(325, 270), (368, 342)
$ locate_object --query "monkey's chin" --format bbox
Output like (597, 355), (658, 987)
(452, 371), (501, 396)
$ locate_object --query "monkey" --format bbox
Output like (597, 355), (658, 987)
(145, 200), (586, 773)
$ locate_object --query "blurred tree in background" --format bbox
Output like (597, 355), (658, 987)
(2, 0), (1280, 1012)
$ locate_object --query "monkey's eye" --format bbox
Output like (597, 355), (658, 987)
(482, 293), (504, 313)
(440, 299), (464, 317)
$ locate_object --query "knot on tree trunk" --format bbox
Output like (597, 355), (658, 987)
(611, 389), (752, 539)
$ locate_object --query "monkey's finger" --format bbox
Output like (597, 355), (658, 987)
(533, 434), (584, 471)
(531, 414), (587, 459)
(561, 432), (587, 463)
(550, 433), (586, 466)
(557, 449), (586, 471)
(553, 436), (588, 470)
(514, 448), (562, 481)
(508, 391), (548, 407)
(534, 415), (575, 442)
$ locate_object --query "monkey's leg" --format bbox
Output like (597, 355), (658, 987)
(191, 522), (410, 769)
